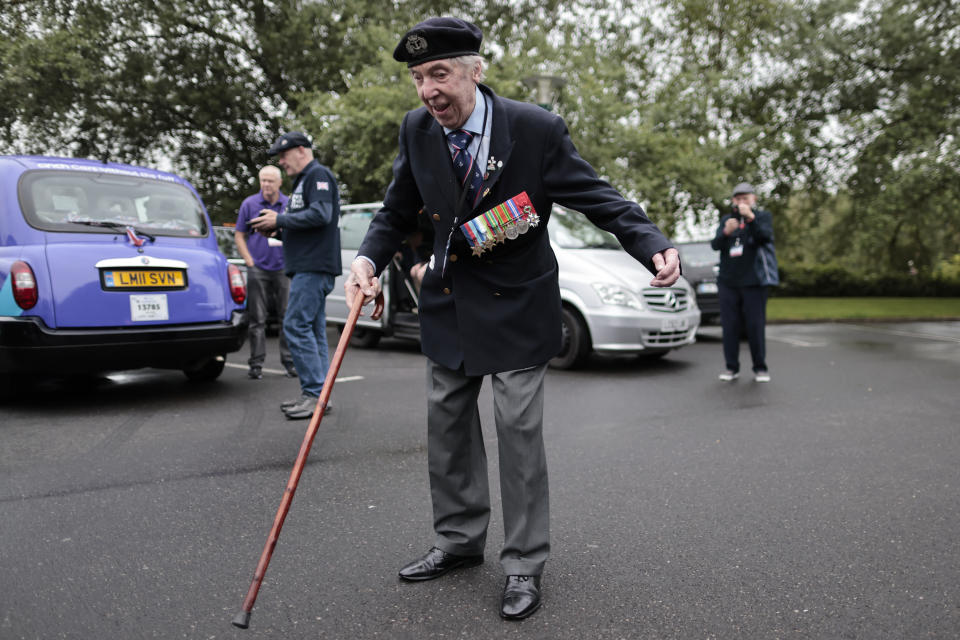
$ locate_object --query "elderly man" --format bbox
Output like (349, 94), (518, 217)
(250, 132), (341, 419)
(234, 165), (294, 380)
(345, 17), (681, 619)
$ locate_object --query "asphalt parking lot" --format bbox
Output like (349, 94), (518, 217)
(1, 321), (958, 639)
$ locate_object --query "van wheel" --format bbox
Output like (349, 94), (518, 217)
(183, 357), (225, 382)
(341, 325), (381, 348)
(550, 307), (590, 370)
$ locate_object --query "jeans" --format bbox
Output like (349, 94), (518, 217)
(718, 282), (768, 373)
(246, 266), (292, 369)
(283, 272), (336, 397)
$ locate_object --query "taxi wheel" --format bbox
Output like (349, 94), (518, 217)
(550, 307), (591, 370)
(183, 356), (225, 382)
(0, 373), (23, 401)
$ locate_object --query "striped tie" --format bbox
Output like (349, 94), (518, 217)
(447, 129), (484, 209)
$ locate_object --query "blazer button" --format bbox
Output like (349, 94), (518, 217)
(493, 292), (501, 296)
(432, 213), (441, 220)
(443, 287), (451, 295)
(449, 253), (458, 262)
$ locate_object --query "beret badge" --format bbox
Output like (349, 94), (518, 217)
(405, 34), (428, 56)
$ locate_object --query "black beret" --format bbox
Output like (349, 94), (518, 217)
(393, 17), (482, 67)
(267, 131), (312, 156)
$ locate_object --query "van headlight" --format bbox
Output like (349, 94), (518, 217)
(592, 283), (642, 310)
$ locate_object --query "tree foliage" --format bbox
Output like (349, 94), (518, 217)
(1, 0), (958, 277)
(0, 0), (388, 220)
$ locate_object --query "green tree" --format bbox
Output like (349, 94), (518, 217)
(305, 0), (734, 237)
(0, 0), (390, 222)
(737, 0), (960, 273)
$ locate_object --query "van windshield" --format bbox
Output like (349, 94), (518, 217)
(548, 205), (620, 249)
(677, 242), (719, 267)
(19, 170), (208, 237)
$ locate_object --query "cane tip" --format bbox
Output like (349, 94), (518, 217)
(232, 610), (252, 629)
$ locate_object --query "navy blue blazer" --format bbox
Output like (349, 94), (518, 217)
(358, 84), (673, 375)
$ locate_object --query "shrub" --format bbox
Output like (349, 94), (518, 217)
(775, 261), (960, 296)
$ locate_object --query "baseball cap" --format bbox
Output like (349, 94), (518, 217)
(267, 131), (312, 156)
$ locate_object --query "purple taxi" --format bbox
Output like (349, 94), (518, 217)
(0, 156), (248, 386)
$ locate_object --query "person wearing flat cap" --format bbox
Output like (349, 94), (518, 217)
(250, 131), (342, 419)
(710, 181), (777, 383)
(345, 17), (682, 620)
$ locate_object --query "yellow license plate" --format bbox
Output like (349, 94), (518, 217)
(102, 269), (186, 289)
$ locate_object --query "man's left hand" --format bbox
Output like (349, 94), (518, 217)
(649, 247), (681, 287)
(249, 210), (278, 233)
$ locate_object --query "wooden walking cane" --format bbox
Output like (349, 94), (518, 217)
(233, 291), (378, 629)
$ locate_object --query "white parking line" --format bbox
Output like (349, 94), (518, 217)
(768, 335), (826, 348)
(224, 362), (365, 381)
(846, 324), (960, 343)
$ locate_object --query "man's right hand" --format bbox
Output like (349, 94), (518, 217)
(723, 218), (740, 236)
(345, 258), (384, 320)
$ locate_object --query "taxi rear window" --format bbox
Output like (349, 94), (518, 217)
(18, 170), (208, 237)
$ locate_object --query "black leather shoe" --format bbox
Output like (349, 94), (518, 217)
(500, 575), (542, 620)
(398, 547), (483, 581)
(247, 366), (262, 380)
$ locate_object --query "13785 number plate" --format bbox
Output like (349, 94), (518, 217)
(130, 294), (169, 321)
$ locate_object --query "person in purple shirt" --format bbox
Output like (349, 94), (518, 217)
(235, 165), (295, 379)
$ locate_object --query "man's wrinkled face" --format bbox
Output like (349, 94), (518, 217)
(259, 170), (281, 198)
(276, 147), (308, 177)
(410, 58), (480, 129)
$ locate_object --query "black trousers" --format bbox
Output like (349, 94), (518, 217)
(246, 265), (292, 368)
(718, 282), (768, 373)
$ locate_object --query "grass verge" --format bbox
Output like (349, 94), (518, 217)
(767, 297), (960, 322)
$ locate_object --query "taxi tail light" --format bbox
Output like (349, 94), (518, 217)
(11, 260), (39, 309)
(228, 263), (246, 304)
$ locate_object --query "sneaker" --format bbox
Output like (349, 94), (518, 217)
(718, 370), (739, 381)
(754, 371), (771, 383)
(283, 362), (298, 378)
(283, 394), (325, 420)
(247, 366), (263, 380)
(280, 392), (310, 410)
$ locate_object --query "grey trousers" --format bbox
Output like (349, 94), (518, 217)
(426, 359), (550, 576)
(246, 265), (292, 368)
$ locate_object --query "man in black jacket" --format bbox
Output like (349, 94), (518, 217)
(344, 17), (680, 619)
(710, 181), (774, 382)
(250, 132), (342, 418)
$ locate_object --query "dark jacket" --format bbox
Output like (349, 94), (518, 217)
(358, 84), (673, 375)
(276, 159), (342, 276)
(710, 208), (774, 287)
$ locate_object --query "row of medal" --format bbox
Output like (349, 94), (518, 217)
(459, 191), (541, 256)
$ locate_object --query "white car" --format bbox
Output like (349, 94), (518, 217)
(325, 203), (700, 369)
